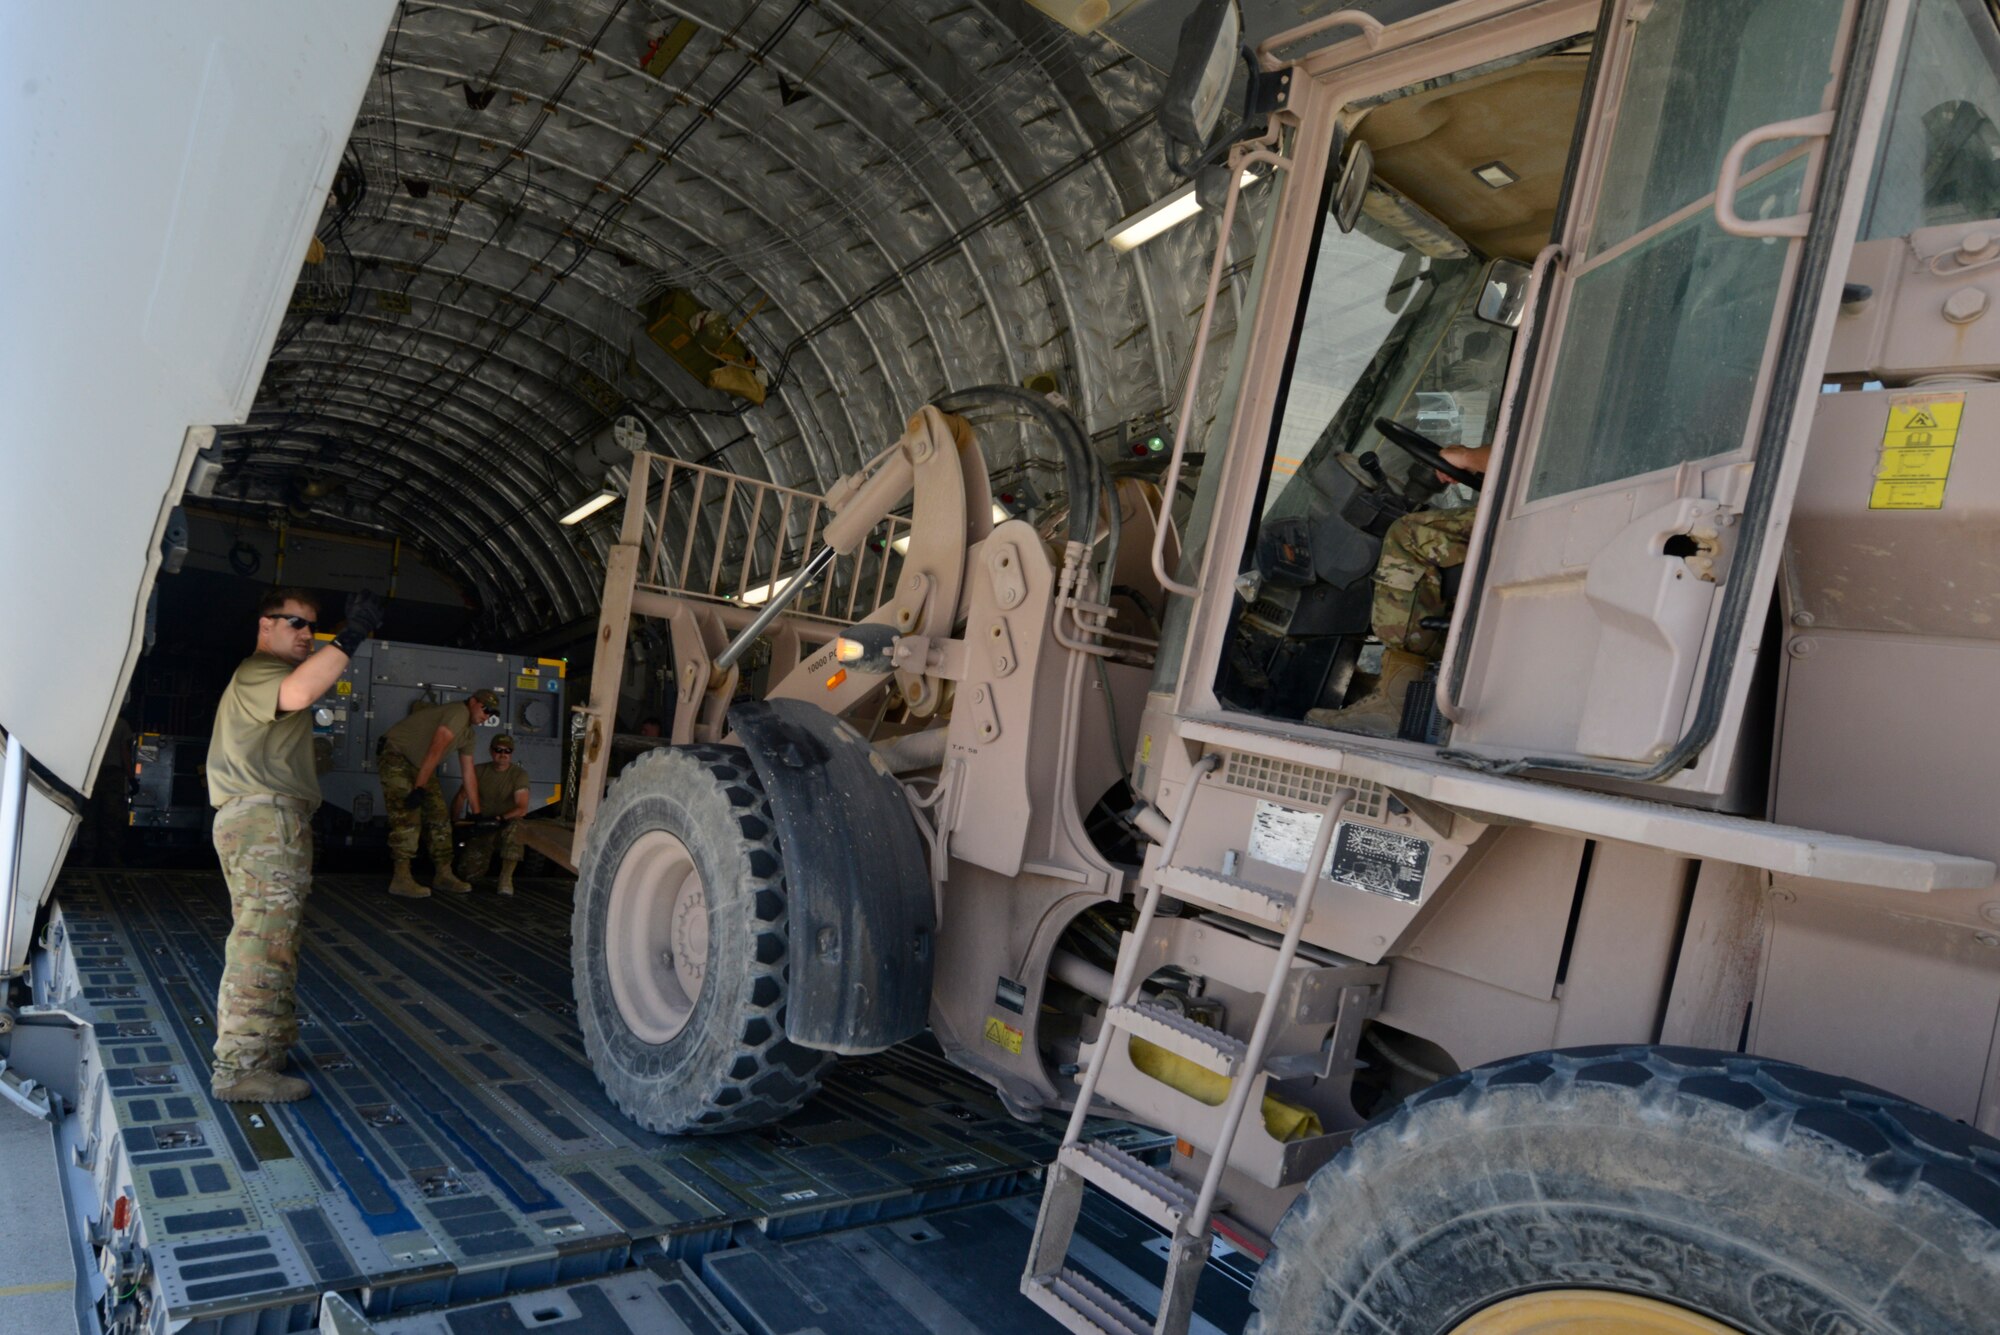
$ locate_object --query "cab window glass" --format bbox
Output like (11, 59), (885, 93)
(1861, 0), (2000, 239)
(1215, 187), (1514, 719)
(1262, 208), (1498, 523)
(1525, 0), (1843, 501)
(1587, 0), (1843, 258)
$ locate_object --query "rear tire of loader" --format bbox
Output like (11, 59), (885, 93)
(572, 744), (832, 1134)
(1248, 1045), (2000, 1334)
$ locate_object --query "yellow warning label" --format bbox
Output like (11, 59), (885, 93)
(1875, 444), (1955, 479)
(335, 680), (353, 696)
(1870, 393), (1962, 510)
(1870, 478), (1951, 509)
(1885, 400), (1963, 433)
(983, 1017), (1024, 1055)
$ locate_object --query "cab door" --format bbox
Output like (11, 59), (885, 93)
(1445, 0), (1908, 789)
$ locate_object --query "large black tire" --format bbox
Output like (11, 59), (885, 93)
(1250, 1045), (2000, 1334)
(572, 744), (831, 1133)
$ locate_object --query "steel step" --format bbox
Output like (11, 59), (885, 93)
(1024, 1266), (1153, 1335)
(1154, 863), (1296, 925)
(1060, 1141), (1199, 1234)
(1106, 999), (1246, 1077)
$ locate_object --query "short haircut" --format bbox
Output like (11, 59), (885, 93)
(259, 586), (320, 618)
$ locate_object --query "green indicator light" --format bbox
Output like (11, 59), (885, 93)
(1147, 435), (1166, 453)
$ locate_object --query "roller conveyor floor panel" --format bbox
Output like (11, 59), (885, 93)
(32, 869), (1208, 1334)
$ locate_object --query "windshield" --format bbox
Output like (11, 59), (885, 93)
(1261, 198), (1510, 523)
(1212, 181), (1519, 721)
(1862, 0), (2000, 239)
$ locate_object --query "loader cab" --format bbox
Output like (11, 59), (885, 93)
(1176, 0), (1951, 799)
(1212, 22), (1588, 735)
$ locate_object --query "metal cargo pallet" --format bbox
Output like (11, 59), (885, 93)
(326, 1192), (1257, 1335)
(25, 870), (1191, 1334)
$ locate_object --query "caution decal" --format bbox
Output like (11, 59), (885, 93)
(1869, 393), (1963, 510)
(982, 1016), (1024, 1055)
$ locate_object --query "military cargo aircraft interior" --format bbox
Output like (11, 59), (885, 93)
(10, 2), (2000, 1335)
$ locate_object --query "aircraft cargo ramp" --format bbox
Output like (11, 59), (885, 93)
(16, 870), (1253, 1335)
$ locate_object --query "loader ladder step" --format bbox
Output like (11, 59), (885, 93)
(1060, 1141), (1200, 1234)
(1024, 1266), (1153, 1335)
(1107, 999), (1246, 1077)
(1154, 863), (1296, 925)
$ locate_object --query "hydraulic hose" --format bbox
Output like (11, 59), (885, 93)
(934, 385), (1098, 548)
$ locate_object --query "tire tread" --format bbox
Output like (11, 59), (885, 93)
(572, 744), (831, 1135)
(1248, 1045), (2000, 1334)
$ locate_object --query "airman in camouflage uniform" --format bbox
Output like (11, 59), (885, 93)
(377, 689), (500, 898)
(452, 732), (532, 895)
(1309, 444), (1490, 737)
(207, 585), (382, 1103)
(1371, 505), (1478, 658)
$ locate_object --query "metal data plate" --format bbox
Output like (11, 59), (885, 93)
(1329, 823), (1430, 901)
(1246, 800), (1431, 902)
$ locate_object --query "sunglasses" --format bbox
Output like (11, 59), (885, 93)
(265, 614), (317, 632)
(491, 748), (514, 756)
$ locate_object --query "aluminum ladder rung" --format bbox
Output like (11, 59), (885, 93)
(1154, 863), (1295, 925)
(1060, 1141), (1200, 1234)
(1024, 1266), (1154, 1335)
(1106, 1000), (1246, 1077)
(1023, 759), (1356, 1335)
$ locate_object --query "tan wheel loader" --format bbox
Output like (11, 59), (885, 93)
(554, 1), (2000, 1332)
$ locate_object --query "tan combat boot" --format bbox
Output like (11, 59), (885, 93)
(388, 859), (430, 898)
(497, 861), (518, 897)
(1306, 649), (1431, 739)
(432, 866), (473, 895)
(213, 1069), (311, 1103)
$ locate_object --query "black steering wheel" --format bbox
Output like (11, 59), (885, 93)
(1374, 417), (1483, 490)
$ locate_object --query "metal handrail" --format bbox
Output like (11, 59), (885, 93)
(628, 452), (909, 623)
(1151, 133), (1293, 600)
(1254, 8), (1385, 70)
(1436, 242), (1564, 723)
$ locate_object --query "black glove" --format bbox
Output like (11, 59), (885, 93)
(402, 788), (427, 811)
(331, 589), (386, 655)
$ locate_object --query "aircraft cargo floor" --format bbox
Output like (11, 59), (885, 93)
(24, 869), (1256, 1334)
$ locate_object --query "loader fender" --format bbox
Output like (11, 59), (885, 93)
(727, 697), (935, 1052)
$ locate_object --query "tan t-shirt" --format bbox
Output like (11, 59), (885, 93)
(473, 761), (531, 815)
(383, 701), (477, 769)
(206, 653), (321, 809)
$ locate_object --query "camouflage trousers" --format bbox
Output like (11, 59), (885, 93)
(456, 821), (522, 879)
(1374, 506), (1477, 658)
(210, 800), (313, 1084)
(377, 750), (453, 867)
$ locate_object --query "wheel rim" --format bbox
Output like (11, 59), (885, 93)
(605, 829), (709, 1044)
(1450, 1291), (1739, 1335)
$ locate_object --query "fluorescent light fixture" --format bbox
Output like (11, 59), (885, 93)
(890, 503), (1010, 555)
(558, 487), (618, 525)
(1106, 172), (1257, 253)
(1472, 160), (1519, 189)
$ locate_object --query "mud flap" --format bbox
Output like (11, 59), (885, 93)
(727, 698), (935, 1053)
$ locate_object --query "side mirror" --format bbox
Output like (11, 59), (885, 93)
(1159, 0), (1242, 164)
(1332, 139), (1373, 233)
(1477, 259), (1532, 327)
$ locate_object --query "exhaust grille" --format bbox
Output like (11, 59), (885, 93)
(1220, 751), (1387, 821)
